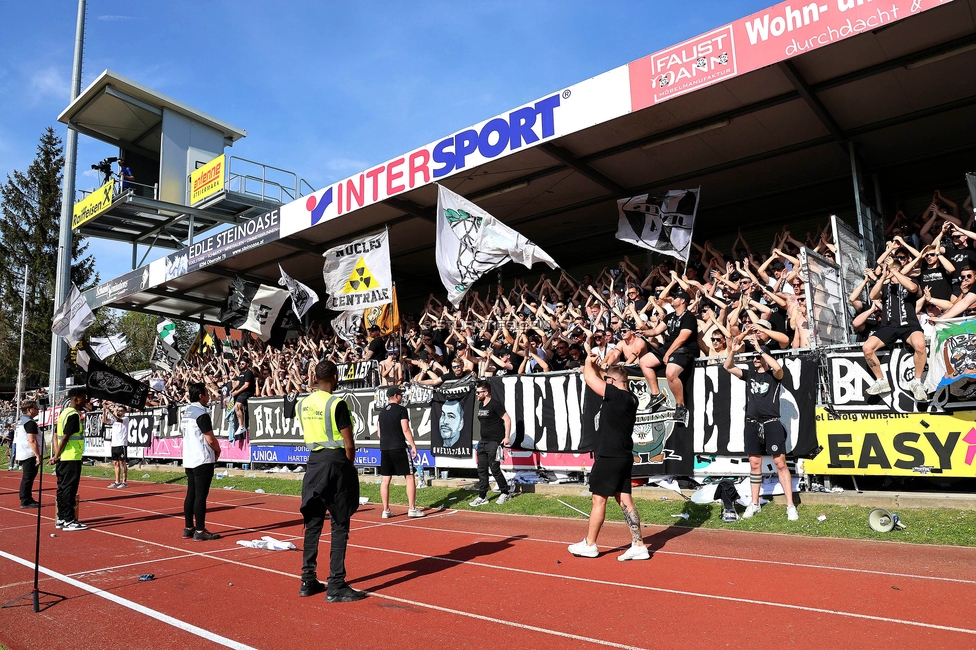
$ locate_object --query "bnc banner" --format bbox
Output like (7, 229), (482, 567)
(828, 349), (928, 413)
(805, 408), (976, 477)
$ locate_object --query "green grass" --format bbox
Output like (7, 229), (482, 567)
(79, 466), (976, 547)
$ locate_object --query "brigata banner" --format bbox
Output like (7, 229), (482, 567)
(628, 0), (946, 111)
(72, 179), (114, 230)
(805, 408), (976, 477)
(190, 154), (225, 204)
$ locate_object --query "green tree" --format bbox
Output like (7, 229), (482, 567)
(0, 127), (98, 389)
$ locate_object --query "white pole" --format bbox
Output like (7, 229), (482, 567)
(14, 265), (28, 423)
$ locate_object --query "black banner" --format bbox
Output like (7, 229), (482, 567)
(489, 372), (586, 451)
(827, 349), (924, 413)
(431, 384), (475, 457)
(126, 413), (155, 448)
(86, 356), (149, 410)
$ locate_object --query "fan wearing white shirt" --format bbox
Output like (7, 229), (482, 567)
(182, 383), (222, 541)
(102, 404), (130, 488)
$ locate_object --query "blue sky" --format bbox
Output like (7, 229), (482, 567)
(0, 0), (772, 283)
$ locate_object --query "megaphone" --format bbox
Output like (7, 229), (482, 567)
(868, 508), (906, 532)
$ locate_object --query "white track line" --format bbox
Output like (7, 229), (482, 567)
(0, 549), (257, 650)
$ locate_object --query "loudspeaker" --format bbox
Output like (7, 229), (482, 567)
(868, 508), (905, 532)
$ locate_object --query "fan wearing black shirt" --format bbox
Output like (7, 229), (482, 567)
(364, 326), (387, 362)
(862, 260), (928, 401)
(377, 385), (424, 519)
(637, 289), (699, 425)
(232, 358), (255, 438)
(723, 338), (798, 521)
(469, 381), (512, 507)
(568, 355), (648, 562)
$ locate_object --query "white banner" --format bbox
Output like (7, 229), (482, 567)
(90, 333), (128, 360)
(278, 264), (319, 319)
(615, 189), (699, 263)
(436, 184), (557, 305)
(239, 285), (288, 341)
(322, 230), (393, 311)
(51, 284), (95, 347)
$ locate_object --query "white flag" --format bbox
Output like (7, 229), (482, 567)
(278, 265), (319, 319)
(51, 284), (95, 347)
(157, 319), (177, 345)
(322, 230), (393, 311)
(90, 333), (128, 360)
(239, 285), (288, 341)
(435, 184), (557, 306)
(76, 347), (91, 372)
(615, 189), (699, 263)
(331, 310), (363, 346)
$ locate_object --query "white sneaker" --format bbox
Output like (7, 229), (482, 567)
(469, 497), (489, 507)
(497, 493), (511, 504)
(381, 510), (393, 519)
(568, 539), (599, 558)
(63, 520), (88, 531)
(107, 482), (119, 488)
(235, 425), (247, 437)
(55, 519), (65, 529)
(118, 482), (127, 489)
(407, 508), (425, 518)
(617, 544), (650, 562)
(908, 379), (928, 402)
(742, 503), (762, 519)
(787, 505), (799, 521)
(865, 379), (892, 396)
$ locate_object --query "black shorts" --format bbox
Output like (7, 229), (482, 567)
(666, 352), (694, 369)
(872, 325), (922, 347)
(379, 448), (414, 476)
(589, 455), (634, 497)
(236, 393), (253, 407)
(111, 446), (127, 461)
(744, 419), (787, 456)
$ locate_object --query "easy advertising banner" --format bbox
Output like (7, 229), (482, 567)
(806, 408), (976, 477)
(190, 154), (225, 204)
(72, 180), (114, 230)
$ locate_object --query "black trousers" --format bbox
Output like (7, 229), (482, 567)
(55, 460), (82, 522)
(300, 449), (360, 591)
(184, 463), (215, 530)
(19, 456), (38, 505)
(477, 440), (509, 498)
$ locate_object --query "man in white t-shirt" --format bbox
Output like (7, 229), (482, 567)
(15, 400), (43, 508)
(103, 404), (130, 488)
(182, 383), (221, 541)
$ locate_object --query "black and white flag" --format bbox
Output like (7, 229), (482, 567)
(616, 188), (700, 263)
(90, 333), (127, 360)
(218, 277), (288, 341)
(278, 264), (319, 320)
(86, 356), (149, 410)
(436, 184), (557, 306)
(151, 335), (181, 372)
(51, 283), (96, 347)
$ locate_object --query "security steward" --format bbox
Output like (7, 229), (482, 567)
(49, 387), (89, 531)
(297, 360), (366, 603)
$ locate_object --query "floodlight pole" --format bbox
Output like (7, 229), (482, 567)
(14, 265), (28, 423)
(48, 0), (86, 404)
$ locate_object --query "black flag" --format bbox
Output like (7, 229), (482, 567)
(218, 277), (259, 329)
(86, 356), (149, 410)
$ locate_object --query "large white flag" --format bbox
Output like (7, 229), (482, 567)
(331, 310), (364, 346)
(278, 264), (319, 319)
(435, 184), (557, 305)
(322, 230), (393, 311)
(51, 284), (95, 347)
(239, 285), (289, 341)
(90, 333), (128, 360)
(615, 188), (700, 263)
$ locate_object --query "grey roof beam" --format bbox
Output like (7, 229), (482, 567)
(777, 60), (848, 151)
(539, 143), (628, 195)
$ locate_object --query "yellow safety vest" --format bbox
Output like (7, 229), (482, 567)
(56, 406), (85, 461)
(298, 390), (349, 451)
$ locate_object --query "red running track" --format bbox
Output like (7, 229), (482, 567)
(1, 471), (975, 649)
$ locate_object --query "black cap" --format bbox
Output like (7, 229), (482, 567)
(619, 319), (636, 332)
(368, 325), (381, 332)
(672, 289), (691, 301)
(386, 385), (404, 397)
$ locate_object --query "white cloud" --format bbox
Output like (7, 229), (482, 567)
(26, 67), (69, 106)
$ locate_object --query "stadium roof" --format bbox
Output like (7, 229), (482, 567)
(84, 0), (976, 323)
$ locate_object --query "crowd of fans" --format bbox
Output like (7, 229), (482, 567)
(7, 191), (973, 412)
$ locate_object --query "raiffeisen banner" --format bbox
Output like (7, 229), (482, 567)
(279, 68), (631, 238)
(628, 0), (949, 110)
